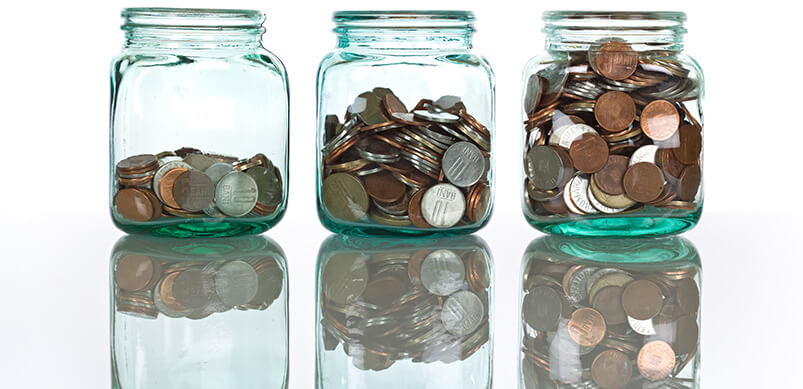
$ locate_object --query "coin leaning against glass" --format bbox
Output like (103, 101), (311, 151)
(420, 184), (466, 228)
(442, 141), (485, 188)
(215, 171), (259, 217)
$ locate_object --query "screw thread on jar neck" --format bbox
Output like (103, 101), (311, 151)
(121, 8), (265, 49)
(334, 11), (475, 51)
(543, 11), (687, 52)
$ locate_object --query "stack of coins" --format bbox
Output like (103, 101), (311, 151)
(521, 259), (699, 389)
(320, 88), (492, 230)
(320, 247), (491, 370)
(114, 254), (284, 320)
(113, 148), (283, 221)
(523, 42), (702, 217)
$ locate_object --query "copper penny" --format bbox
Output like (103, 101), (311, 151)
(591, 349), (633, 389)
(594, 155), (630, 195)
(364, 171), (408, 204)
(172, 170), (215, 212)
(621, 279), (664, 320)
(568, 307), (606, 347)
(408, 189), (431, 228)
(676, 278), (700, 315)
(569, 133), (609, 173)
(115, 188), (155, 222)
(595, 41), (639, 81)
(641, 100), (680, 141)
(407, 249), (429, 285)
(158, 167), (189, 209)
(595, 91), (636, 132)
(657, 148), (686, 178)
(115, 254), (162, 292)
(540, 196), (568, 215)
(673, 124), (702, 165)
(592, 285), (627, 325)
(677, 164), (701, 201)
(637, 340), (676, 381)
(382, 93), (408, 116)
(673, 314), (699, 355)
(116, 154), (158, 174)
(623, 163), (665, 203)
(140, 189), (162, 221)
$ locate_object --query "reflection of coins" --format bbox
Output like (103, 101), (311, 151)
(421, 184), (465, 228)
(115, 254), (162, 292)
(419, 249), (465, 296)
(322, 253), (368, 305)
(362, 273), (406, 306)
(595, 91), (636, 132)
(172, 170), (214, 212)
(321, 173), (369, 222)
(442, 290), (484, 336)
(173, 268), (215, 309)
(523, 285), (563, 332)
(592, 285), (626, 325)
(215, 260), (258, 307)
(215, 171), (258, 217)
(155, 272), (189, 317)
(591, 349), (632, 389)
(637, 340), (676, 381)
(568, 307), (606, 347)
(247, 258), (284, 309)
(622, 280), (664, 320)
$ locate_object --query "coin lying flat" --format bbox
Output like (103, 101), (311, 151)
(526, 145), (571, 190)
(622, 280), (664, 320)
(441, 290), (484, 336)
(322, 173), (370, 222)
(421, 184), (465, 228)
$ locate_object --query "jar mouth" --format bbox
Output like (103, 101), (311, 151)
(334, 10), (475, 29)
(543, 11), (686, 29)
(122, 8), (265, 29)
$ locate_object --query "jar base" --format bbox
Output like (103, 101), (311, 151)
(319, 214), (488, 237)
(529, 213), (700, 237)
(114, 220), (276, 238)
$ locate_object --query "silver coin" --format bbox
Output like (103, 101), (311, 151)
(568, 175), (599, 214)
(563, 179), (585, 215)
(549, 123), (597, 149)
(183, 154), (217, 171)
(246, 166), (283, 207)
(421, 183), (466, 228)
(585, 268), (629, 295)
(214, 261), (259, 308)
(203, 204), (226, 218)
(354, 92), (386, 125)
(525, 145), (567, 190)
(629, 145), (659, 166)
(587, 184), (629, 214)
(214, 171), (258, 217)
(441, 290), (484, 336)
(205, 162), (235, 184)
(442, 141), (485, 187)
(152, 161), (193, 203)
(419, 249), (466, 296)
(434, 95), (462, 110)
(567, 266), (598, 304)
(628, 315), (657, 335)
(413, 109), (460, 124)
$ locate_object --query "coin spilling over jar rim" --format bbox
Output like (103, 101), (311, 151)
(522, 10), (703, 237)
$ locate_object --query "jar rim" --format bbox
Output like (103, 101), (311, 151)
(122, 7), (265, 29)
(543, 11), (686, 22)
(334, 10), (475, 22)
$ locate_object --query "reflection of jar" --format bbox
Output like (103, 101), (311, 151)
(520, 236), (701, 389)
(316, 235), (493, 388)
(316, 11), (495, 236)
(522, 12), (703, 237)
(110, 8), (289, 237)
(110, 235), (288, 389)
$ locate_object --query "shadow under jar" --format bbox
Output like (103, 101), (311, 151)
(110, 8), (289, 238)
(316, 11), (495, 236)
(522, 12), (704, 237)
(520, 236), (701, 389)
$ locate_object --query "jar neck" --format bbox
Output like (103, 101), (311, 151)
(121, 8), (265, 50)
(334, 11), (474, 52)
(543, 11), (687, 52)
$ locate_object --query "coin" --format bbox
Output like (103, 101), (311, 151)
(568, 175), (598, 215)
(214, 171), (258, 217)
(526, 145), (572, 190)
(205, 162), (235, 184)
(114, 188), (157, 222)
(677, 164), (701, 201)
(595, 41), (638, 81)
(676, 278), (700, 315)
(621, 280), (664, 320)
(364, 170), (406, 204)
(321, 173), (370, 222)
(628, 315), (657, 335)
(673, 124), (702, 165)
(382, 92), (408, 115)
(567, 307), (606, 347)
(322, 253), (368, 305)
(413, 110), (460, 124)
(523, 285), (563, 332)
(594, 155), (629, 195)
(214, 260), (258, 307)
(641, 100), (680, 141)
(672, 315), (699, 354)
(155, 271), (189, 317)
(246, 166), (283, 207)
(629, 145), (659, 166)
(595, 91), (636, 132)
(152, 161), (193, 203)
(117, 154), (158, 174)
(563, 265), (598, 304)
(442, 290), (484, 336)
(407, 189), (431, 228)
(623, 163), (665, 203)
(172, 268), (214, 310)
(362, 274), (407, 306)
(183, 153), (217, 171)
(637, 341), (676, 381)
(550, 123), (597, 149)
(171, 170), (215, 212)
(442, 141), (485, 187)
(419, 249), (465, 296)
(569, 133), (608, 173)
(591, 285), (626, 325)
(589, 175), (636, 210)
(157, 167), (189, 209)
(421, 184), (466, 228)
(591, 349), (633, 389)
(588, 272), (634, 305)
(115, 254), (162, 292)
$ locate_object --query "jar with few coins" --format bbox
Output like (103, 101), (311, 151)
(110, 8), (289, 237)
(522, 11), (704, 237)
(110, 235), (288, 389)
(316, 11), (495, 236)
(316, 234), (493, 389)
(520, 236), (701, 389)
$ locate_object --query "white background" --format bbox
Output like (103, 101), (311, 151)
(1, 0), (802, 388)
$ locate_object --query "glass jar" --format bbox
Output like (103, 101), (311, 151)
(519, 236), (701, 389)
(316, 11), (495, 236)
(521, 12), (704, 237)
(110, 235), (288, 389)
(316, 234), (493, 389)
(110, 8), (289, 238)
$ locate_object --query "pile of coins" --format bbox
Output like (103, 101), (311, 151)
(114, 253), (284, 320)
(320, 247), (490, 370)
(523, 41), (702, 217)
(521, 259), (699, 389)
(320, 88), (492, 230)
(114, 147), (283, 222)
